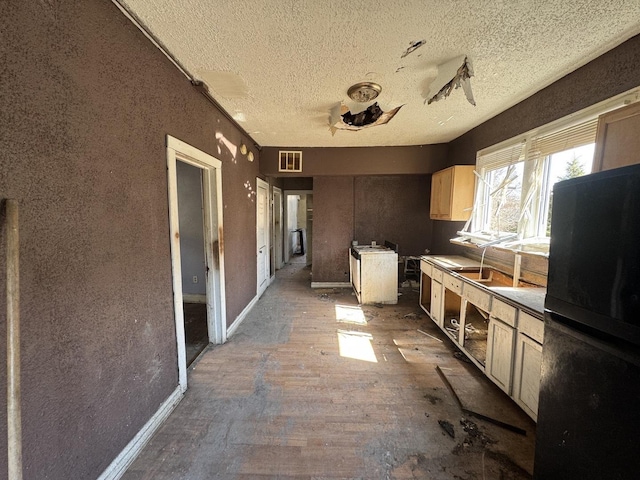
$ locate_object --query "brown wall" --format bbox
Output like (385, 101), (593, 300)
(312, 175), (433, 283)
(0, 1), (259, 478)
(312, 177), (355, 283)
(354, 176), (432, 256)
(281, 177), (314, 190)
(261, 145), (449, 176)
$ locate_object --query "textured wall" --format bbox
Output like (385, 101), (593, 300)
(313, 175), (435, 283)
(354, 176), (432, 256)
(261, 145), (449, 176)
(312, 177), (355, 283)
(281, 177), (313, 190)
(0, 1), (259, 478)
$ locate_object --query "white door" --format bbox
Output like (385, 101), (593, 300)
(256, 178), (270, 296)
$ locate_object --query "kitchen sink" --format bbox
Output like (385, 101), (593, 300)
(458, 268), (515, 287)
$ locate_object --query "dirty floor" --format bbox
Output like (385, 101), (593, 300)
(122, 258), (536, 479)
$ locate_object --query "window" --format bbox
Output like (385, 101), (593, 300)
(461, 89), (640, 254)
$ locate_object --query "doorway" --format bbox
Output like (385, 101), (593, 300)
(167, 136), (226, 392)
(272, 186), (283, 275)
(283, 190), (313, 266)
(175, 161), (208, 367)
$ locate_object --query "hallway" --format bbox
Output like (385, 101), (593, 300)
(122, 260), (536, 479)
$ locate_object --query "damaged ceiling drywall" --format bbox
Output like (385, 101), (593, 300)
(329, 102), (404, 135)
(427, 56), (475, 106)
(119, 0), (640, 147)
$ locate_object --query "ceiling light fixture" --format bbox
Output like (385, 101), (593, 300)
(347, 82), (382, 103)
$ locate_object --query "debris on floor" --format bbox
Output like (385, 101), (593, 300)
(453, 351), (472, 363)
(438, 420), (456, 438)
(436, 364), (531, 436)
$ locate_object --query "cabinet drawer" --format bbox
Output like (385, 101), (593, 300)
(463, 284), (491, 312)
(420, 259), (432, 276)
(443, 273), (463, 294)
(519, 311), (544, 343)
(432, 267), (443, 282)
(491, 298), (517, 327)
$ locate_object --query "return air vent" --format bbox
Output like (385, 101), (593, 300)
(279, 151), (302, 172)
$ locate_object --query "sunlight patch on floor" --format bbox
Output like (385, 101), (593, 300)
(335, 304), (367, 325)
(337, 330), (377, 363)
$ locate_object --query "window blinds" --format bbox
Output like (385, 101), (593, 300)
(477, 141), (525, 170)
(528, 118), (598, 161)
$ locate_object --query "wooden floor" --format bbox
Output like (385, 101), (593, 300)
(122, 258), (536, 479)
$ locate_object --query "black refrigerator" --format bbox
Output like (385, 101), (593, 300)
(535, 163), (640, 479)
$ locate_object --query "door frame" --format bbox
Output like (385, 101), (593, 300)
(256, 177), (270, 297)
(283, 190), (313, 264)
(272, 186), (283, 273)
(167, 135), (227, 391)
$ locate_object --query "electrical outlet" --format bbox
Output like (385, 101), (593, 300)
(192, 276), (198, 284)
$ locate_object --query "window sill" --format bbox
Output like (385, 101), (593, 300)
(451, 235), (550, 258)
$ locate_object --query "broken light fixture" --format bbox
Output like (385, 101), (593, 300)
(347, 82), (382, 103)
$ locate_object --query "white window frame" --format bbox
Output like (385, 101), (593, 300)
(460, 88), (640, 255)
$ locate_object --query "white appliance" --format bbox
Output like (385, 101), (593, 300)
(349, 245), (398, 304)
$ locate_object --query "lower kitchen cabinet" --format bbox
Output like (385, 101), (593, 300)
(485, 318), (516, 394)
(512, 332), (543, 421)
(418, 256), (546, 422)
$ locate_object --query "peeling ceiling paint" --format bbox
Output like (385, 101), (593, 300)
(119, 0), (640, 148)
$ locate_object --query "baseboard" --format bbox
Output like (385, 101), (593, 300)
(182, 294), (206, 304)
(226, 294), (259, 339)
(311, 282), (351, 289)
(97, 386), (183, 480)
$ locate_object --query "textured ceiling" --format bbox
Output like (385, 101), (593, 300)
(119, 0), (640, 148)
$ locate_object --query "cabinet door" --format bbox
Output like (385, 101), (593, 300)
(419, 271), (432, 314)
(430, 280), (443, 327)
(485, 318), (516, 394)
(430, 166), (475, 221)
(430, 168), (451, 218)
(512, 332), (543, 420)
(592, 102), (640, 172)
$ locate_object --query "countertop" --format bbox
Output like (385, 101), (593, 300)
(488, 287), (546, 317)
(422, 255), (546, 317)
(421, 255), (482, 270)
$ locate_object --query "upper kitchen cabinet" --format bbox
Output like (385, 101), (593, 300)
(592, 101), (640, 172)
(430, 165), (475, 221)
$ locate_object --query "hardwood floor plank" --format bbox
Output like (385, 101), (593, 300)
(121, 260), (536, 479)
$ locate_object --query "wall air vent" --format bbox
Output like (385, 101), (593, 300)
(279, 151), (303, 172)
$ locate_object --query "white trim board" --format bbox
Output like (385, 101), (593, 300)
(97, 387), (183, 480)
(226, 294), (259, 339)
(311, 282), (351, 289)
